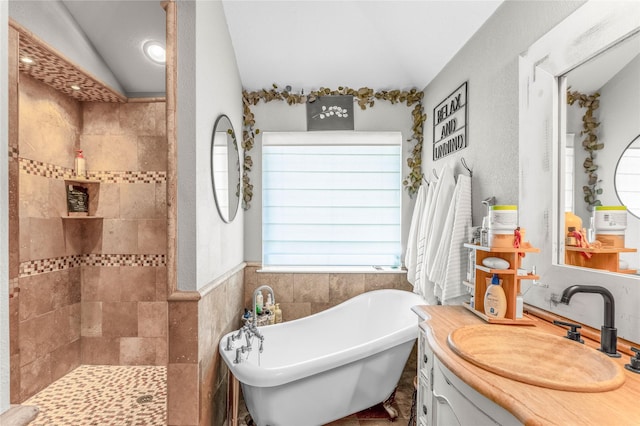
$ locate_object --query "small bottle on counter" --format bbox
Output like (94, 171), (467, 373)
(256, 291), (264, 314)
(480, 216), (489, 247)
(484, 274), (506, 319)
(265, 294), (273, 310)
(515, 292), (524, 319)
(274, 303), (282, 324)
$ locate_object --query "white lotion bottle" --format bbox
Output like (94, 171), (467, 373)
(484, 274), (507, 318)
(74, 149), (86, 178)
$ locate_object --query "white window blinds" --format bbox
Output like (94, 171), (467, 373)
(262, 132), (402, 267)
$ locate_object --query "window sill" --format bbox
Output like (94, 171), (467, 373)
(257, 265), (406, 274)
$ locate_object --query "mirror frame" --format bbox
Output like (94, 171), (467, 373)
(614, 134), (640, 220)
(519, 0), (640, 343)
(210, 114), (241, 223)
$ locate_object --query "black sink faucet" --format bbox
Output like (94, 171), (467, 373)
(560, 285), (620, 357)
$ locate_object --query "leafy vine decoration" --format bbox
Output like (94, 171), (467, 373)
(241, 84), (425, 209)
(567, 89), (603, 210)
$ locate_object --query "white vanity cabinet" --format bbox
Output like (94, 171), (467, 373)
(417, 326), (522, 426)
(417, 326), (434, 425)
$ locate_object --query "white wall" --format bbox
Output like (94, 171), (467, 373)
(8, 0), (123, 95)
(243, 101), (414, 263)
(1, 0), (10, 415)
(422, 0), (585, 226)
(177, 0), (244, 291)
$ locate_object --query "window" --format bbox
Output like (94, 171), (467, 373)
(565, 133), (575, 212)
(262, 132), (402, 268)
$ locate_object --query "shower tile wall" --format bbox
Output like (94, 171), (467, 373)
(12, 72), (168, 402)
(243, 265), (412, 321)
(8, 26), (21, 403)
(79, 99), (167, 368)
(15, 74), (83, 403)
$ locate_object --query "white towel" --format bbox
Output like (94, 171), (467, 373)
(424, 165), (455, 279)
(405, 184), (427, 286)
(414, 183), (436, 302)
(434, 174), (472, 304)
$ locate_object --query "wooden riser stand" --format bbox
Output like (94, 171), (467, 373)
(463, 243), (540, 325)
(565, 246), (637, 274)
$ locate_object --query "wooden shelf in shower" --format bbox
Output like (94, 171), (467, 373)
(61, 215), (103, 220)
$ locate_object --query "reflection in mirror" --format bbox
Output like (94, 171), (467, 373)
(562, 29), (640, 275)
(519, 1), (640, 345)
(615, 135), (640, 219)
(210, 114), (241, 223)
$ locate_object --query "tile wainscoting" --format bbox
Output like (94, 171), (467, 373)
(244, 263), (412, 322)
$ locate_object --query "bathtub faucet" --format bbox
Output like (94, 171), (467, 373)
(253, 285), (276, 327)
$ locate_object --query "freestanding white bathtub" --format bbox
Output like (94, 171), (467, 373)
(219, 289), (425, 426)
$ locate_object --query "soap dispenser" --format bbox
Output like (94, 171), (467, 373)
(74, 149), (86, 178)
(484, 274), (507, 319)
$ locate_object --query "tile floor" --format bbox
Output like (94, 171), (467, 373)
(22, 346), (416, 426)
(24, 365), (166, 426)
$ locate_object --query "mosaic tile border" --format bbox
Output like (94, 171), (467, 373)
(16, 27), (127, 103)
(9, 278), (20, 298)
(9, 146), (19, 160)
(19, 157), (166, 183)
(84, 253), (166, 268)
(19, 254), (166, 277)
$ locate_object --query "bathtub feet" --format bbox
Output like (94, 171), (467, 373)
(382, 387), (399, 421)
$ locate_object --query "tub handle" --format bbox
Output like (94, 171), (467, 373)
(225, 336), (234, 351)
(234, 346), (247, 364)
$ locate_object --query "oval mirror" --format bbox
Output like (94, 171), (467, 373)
(615, 134), (640, 219)
(210, 114), (240, 223)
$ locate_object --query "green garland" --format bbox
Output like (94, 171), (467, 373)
(241, 84), (425, 209)
(567, 89), (602, 210)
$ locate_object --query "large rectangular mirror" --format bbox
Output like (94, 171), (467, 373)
(561, 30), (640, 273)
(519, 0), (639, 343)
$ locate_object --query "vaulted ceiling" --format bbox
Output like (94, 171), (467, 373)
(60, 0), (503, 95)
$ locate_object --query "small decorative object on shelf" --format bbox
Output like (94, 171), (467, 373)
(62, 179), (102, 219)
(66, 184), (88, 216)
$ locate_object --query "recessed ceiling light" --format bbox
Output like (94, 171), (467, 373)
(70, 84), (81, 91)
(20, 57), (34, 64)
(143, 41), (166, 65)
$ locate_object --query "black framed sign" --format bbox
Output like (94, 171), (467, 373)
(433, 81), (468, 160)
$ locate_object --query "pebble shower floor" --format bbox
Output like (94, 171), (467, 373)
(24, 365), (166, 425)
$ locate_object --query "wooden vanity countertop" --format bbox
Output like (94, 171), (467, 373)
(414, 305), (640, 425)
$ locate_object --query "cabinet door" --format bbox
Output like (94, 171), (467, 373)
(433, 358), (521, 426)
(418, 372), (432, 425)
(417, 329), (434, 425)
